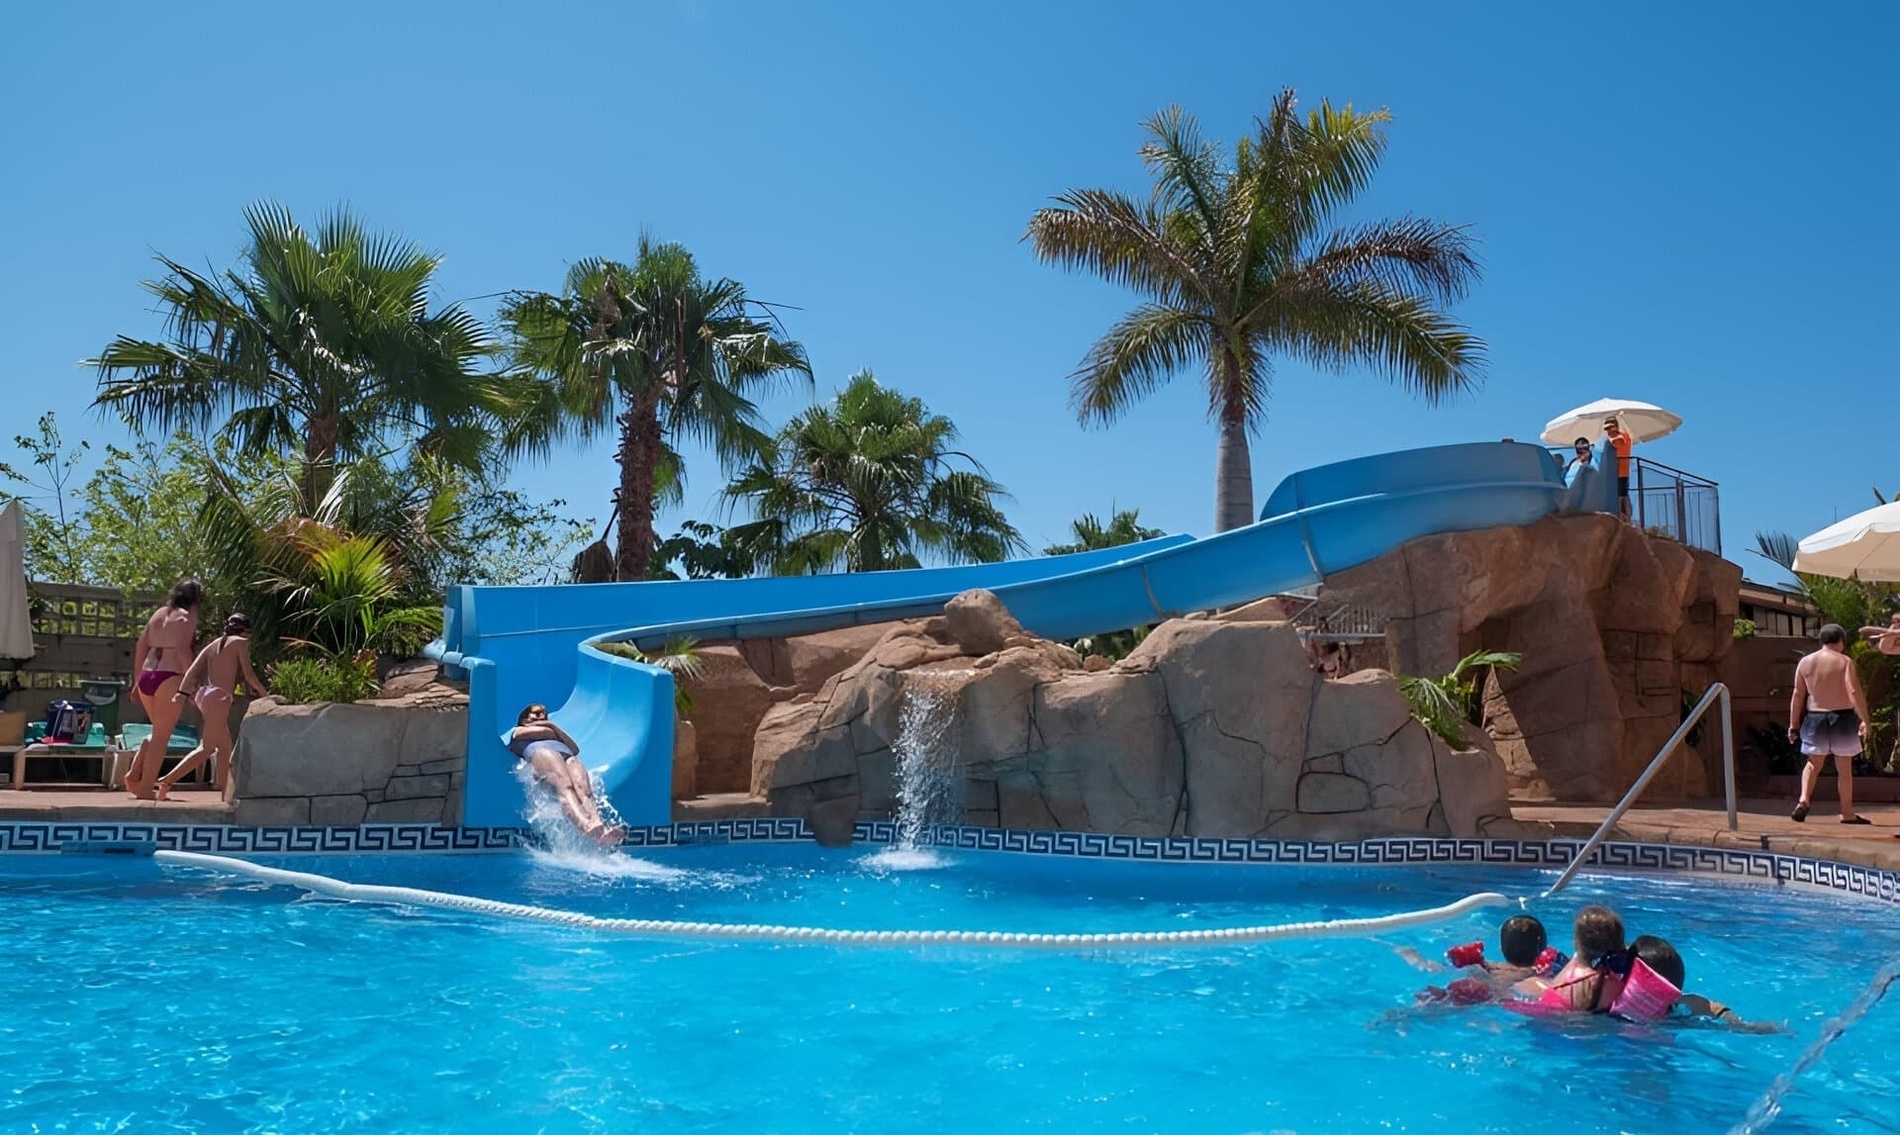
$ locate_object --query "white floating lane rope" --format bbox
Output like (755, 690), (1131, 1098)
(155, 850), (1510, 949)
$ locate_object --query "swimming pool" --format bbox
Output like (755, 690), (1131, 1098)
(3, 836), (1895, 1133)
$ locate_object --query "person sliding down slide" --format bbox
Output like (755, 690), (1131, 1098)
(506, 704), (626, 847)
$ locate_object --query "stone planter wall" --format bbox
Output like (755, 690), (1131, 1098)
(232, 689), (467, 827)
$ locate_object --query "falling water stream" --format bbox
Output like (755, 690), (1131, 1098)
(889, 673), (966, 852)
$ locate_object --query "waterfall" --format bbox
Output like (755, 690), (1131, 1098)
(890, 674), (965, 850)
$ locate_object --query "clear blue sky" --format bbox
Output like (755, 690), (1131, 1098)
(3, 1), (1893, 585)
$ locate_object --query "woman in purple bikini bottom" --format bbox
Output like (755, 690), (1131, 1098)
(124, 579), (202, 799)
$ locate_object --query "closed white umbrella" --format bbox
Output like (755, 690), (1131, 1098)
(0, 500), (34, 661)
(1539, 398), (1683, 447)
(1794, 501), (1900, 582)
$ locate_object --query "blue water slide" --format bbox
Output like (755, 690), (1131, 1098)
(434, 441), (1575, 828)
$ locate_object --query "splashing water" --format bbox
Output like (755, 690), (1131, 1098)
(889, 674), (965, 853)
(512, 763), (660, 876)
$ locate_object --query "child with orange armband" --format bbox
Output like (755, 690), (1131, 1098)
(1399, 914), (1568, 1005)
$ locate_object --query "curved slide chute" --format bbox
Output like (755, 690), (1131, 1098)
(432, 442), (1573, 827)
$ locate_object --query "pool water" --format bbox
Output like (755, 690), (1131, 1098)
(2, 844), (1896, 1133)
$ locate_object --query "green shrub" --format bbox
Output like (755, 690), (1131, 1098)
(1401, 650), (1522, 747)
(595, 637), (704, 716)
(1732, 618), (1757, 640)
(270, 653), (379, 705)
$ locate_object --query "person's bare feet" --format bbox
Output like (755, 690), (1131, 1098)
(152, 781), (173, 802)
(593, 824), (626, 848)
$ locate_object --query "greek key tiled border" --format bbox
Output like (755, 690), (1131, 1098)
(2, 819), (1894, 907)
(849, 822), (1900, 906)
(0, 817), (811, 855)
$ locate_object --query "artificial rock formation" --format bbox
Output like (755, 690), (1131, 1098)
(232, 684), (468, 827)
(750, 593), (1523, 841)
(679, 622), (909, 795)
(1317, 514), (1742, 802)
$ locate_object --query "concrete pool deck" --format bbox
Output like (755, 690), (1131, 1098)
(0, 787), (235, 825)
(1514, 797), (1900, 871)
(2, 791), (1897, 872)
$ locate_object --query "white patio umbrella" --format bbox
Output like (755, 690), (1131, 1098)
(1794, 501), (1900, 582)
(0, 500), (34, 661)
(1539, 398), (1683, 447)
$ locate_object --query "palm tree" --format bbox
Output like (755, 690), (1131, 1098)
(1044, 507), (1165, 556)
(500, 239), (811, 581)
(724, 370), (1027, 574)
(90, 203), (503, 506)
(1026, 91), (1486, 531)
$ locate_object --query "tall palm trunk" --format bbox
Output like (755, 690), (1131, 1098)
(305, 410), (340, 513)
(1212, 351), (1254, 531)
(614, 393), (662, 581)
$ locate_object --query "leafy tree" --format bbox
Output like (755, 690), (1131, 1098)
(724, 370), (1026, 574)
(89, 202), (506, 506)
(5, 415), (580, 658)
(1026, 91), (1485, 531)
(0, 413), (91, 584)
(501, 239), (811, 581)
(1044, 507), (1165, 556)
(76, 437), (218, 596)
(1042, 508), (1167, 659)
(649, 520), (757, 581)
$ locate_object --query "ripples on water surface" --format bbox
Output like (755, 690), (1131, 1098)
(2, 845), (1895, 1133)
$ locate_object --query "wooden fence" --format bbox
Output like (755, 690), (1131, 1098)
(0, 582), (156, 719)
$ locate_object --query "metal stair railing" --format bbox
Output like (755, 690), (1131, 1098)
(1542, 682), (1735, 898)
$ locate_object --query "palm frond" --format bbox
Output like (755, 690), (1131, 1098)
(1069, 304), (1212, 426)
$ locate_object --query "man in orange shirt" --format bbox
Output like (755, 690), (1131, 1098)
(1604, 417), (1633, 520)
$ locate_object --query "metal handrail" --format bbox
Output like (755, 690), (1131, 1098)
(1630, 454), (1718, 490)
(1542, 682), (1735, 898)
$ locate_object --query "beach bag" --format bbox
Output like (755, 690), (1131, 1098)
(45, 700), (93, 744)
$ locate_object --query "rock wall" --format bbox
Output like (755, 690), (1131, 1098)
(680, 622), (915, 795)
(1318, 515), (1742, 802)
(232, 685), (468, 827)
(751, 591), (1523, 841)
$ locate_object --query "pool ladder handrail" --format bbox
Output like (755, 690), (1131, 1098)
(1542, 682), (1735, 899)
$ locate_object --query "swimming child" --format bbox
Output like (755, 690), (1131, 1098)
(1402, 915), (1568, 1005)
(1629, 935), (1782, 1033)
(1513, 905), (1630, 1012)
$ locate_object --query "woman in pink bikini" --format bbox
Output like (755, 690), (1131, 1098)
(157, 612), (268, 800)
(125, 579), (203, 799)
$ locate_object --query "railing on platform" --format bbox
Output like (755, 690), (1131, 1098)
(1546, 450), (1723, 555)
(1542, 682), (1735, 899)
(1631, 456), (1721, 556)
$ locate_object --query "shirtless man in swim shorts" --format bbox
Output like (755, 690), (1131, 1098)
(158, 612), (268, 801)
(1789, 624), (1871, 824)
